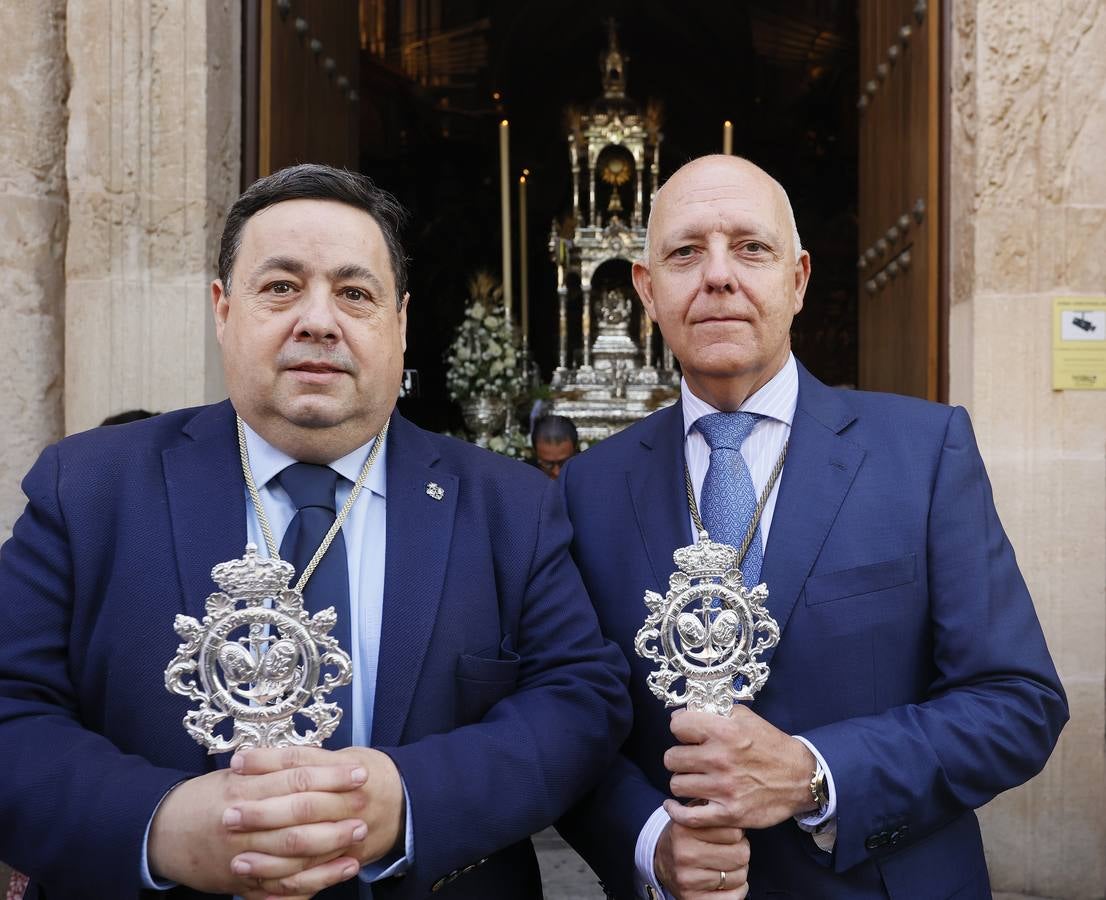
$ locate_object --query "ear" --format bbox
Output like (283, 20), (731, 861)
(398, 292), (410, 353)
(631, 261), (658, 322)
(792, 251), (811, 315)
(212, 279), (229, 343)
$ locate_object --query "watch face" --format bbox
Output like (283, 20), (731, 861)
(811, 768), (828, 808)
(815, 771), (829, 806)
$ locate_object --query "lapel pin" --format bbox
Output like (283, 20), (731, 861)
(425, 482), (445, 501)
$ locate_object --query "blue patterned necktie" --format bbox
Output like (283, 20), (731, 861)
(277, 464), (363, 899)
(276, 463), (354, 751)
(694, 412), (764, 585)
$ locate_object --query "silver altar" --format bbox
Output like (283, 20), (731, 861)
(547, 20), (679, 443)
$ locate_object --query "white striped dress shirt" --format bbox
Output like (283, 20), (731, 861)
(681, 353), (798, 546)
(633, 353), (837, 899)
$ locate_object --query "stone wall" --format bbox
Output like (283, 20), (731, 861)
(948, 2), (1106, 897)
(63, 0), (240, 436)
(0, 1), (68, 542)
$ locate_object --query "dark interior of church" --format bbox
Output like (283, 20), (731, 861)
(351, 0), (859, 431)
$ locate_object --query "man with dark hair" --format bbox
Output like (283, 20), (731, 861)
(531, 415), (579, 479)
(100, 409), (158, 426)
(0, 164), (630, 899)
(556, 155), (1066, 899)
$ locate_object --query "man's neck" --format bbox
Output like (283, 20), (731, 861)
(683, 357), (790, 413)
(238, 414), (388, 465)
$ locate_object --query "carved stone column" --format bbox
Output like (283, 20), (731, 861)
(0, 0), (67, 540)
(947, 3), (1106, 897)
(64, 0), (241, 434)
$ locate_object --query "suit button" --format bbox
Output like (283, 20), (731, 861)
(865, 831), (889, 850)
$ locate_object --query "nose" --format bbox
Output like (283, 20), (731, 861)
(293, 285), (341, 343)
(702, 242), (737, 294)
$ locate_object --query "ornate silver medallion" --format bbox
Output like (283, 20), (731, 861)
(635, 533), (780, 715)
(165, 543), (353, 753)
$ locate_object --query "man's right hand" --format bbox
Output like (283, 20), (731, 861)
(654, 820), (750, 899)
(148, 764), (369, 895)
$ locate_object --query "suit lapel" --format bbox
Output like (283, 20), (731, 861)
(162, 401), (248, 623)
(628, 402), (694, 593)
(372, 414), (457, 746)
(759, 365), (865, 665)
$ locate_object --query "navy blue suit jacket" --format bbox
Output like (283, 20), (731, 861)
(0, 401), (631, 899)
(558, 364), (1067, 900)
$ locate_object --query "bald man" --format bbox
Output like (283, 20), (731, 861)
(556, 156), (1066, 900)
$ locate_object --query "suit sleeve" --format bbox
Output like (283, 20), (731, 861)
(800, 405), (1068, 873)
(0, 445), (193, 898)
(553, 455), (670, 900)
(556, 753), (669, 899)
(379, 478), (633, 896)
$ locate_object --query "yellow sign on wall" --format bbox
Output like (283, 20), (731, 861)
(1053, 297), (1106, 390)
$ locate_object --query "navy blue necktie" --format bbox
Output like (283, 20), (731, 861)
(277, 463), (354, 751)
(695, 412), (764, 586)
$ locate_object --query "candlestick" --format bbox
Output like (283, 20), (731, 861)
(570, 136), (581, 220)
(519, 174), (529, 355)
(557, 285), (568, 372)
(634, 150), (644, 227)
(499, 120), (512, 326)
(581, 284), (592, 368)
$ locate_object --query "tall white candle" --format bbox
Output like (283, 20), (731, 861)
(519, 174), (529, 352)
(499, 120), (512, 325)
(723, 120), (733, 155)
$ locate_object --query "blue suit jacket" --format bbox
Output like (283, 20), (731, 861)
(0, 402), (631, 899)
(558, 364), (1067, 900)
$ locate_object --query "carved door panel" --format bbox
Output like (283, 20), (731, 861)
(857, 0), (940, 399)
(256, 0), (360, 176)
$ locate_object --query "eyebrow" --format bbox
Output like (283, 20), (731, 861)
(248, 257), (387, 296)
(331, 263), (387, 297)
(663, 223), (781, 250)
(248, 255), (307, 283)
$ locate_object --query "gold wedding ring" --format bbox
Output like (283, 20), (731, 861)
(716, 869), (727, 891)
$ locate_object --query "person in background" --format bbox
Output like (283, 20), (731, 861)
(531, 414), (579, 479)
(100, 409), (158, 426)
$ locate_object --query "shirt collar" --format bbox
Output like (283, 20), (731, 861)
(240, 418), (388, 499)
(681, 352), (799, 437)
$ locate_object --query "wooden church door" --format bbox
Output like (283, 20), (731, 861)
(857, 0), (942, 400)
(248, 0), (361, 179)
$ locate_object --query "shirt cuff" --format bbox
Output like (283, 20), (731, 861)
(360, 778), (414, 881)
(633, 804), (674, 900)
(792, 735), (837, 852)
(140, 783), (185, 890)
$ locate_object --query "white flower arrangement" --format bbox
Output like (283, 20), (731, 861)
(445, 272), (528, 403)
(486, 427), (533, 461)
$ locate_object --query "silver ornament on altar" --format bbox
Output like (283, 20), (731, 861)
(165, 543), (353, 753)
(635, 533), (780, 716)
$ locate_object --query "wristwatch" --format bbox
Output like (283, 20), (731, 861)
(809, 762), (829, 812)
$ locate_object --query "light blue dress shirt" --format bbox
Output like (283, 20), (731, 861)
(142, 422), (412, 894)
